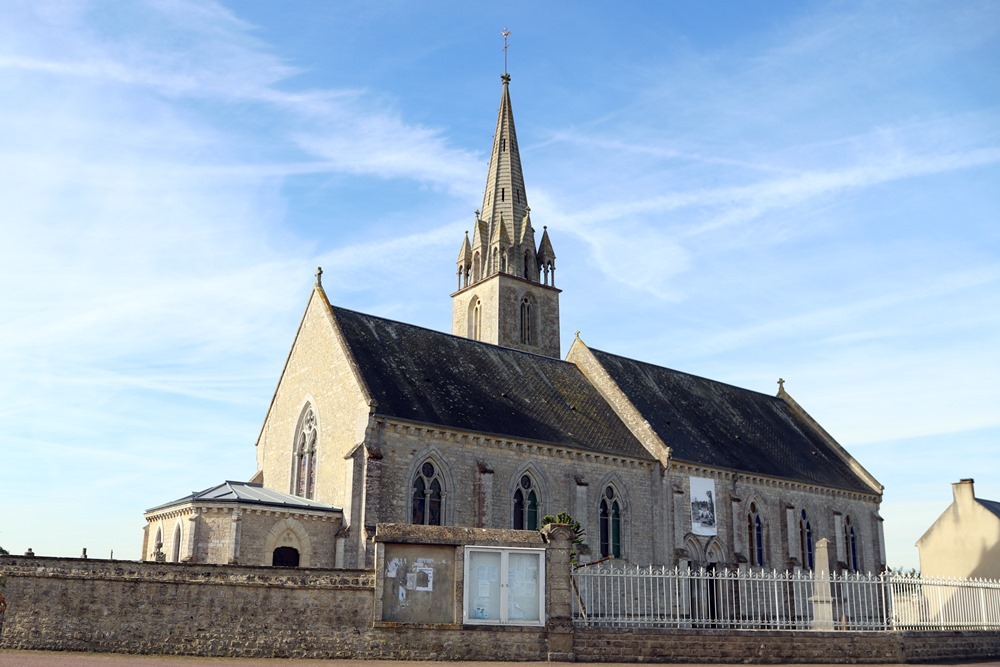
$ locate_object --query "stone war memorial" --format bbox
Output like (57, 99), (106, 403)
(2, 69), (999, 663)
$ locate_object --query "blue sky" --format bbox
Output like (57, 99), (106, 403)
(1, 1), (997, 570)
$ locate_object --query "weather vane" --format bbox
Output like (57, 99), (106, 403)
(502, 29), (511, 75)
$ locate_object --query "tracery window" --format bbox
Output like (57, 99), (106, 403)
(512, 474), (539, 530)
(519, 297), (532, 345)
(412, 460), (444, 526)
(845, 515), (859, 572)
(747, 501), (765, 567)
(599, 485), (622, 558)
(799, 509), (814, 570)
(291, 405), (318, 499)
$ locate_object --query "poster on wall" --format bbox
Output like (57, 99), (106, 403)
(690, 476), (717, 536)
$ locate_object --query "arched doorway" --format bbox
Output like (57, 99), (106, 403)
(272, 546), (300, 567)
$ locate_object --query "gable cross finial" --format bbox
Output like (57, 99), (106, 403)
(502, 29), (511, 75)
(777, 377), (785, 392)
(315, 266), (323, 288)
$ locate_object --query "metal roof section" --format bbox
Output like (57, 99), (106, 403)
(331, 306), (652, 460)
(586, 347), (876, 494)
(146, 481), (342, 514)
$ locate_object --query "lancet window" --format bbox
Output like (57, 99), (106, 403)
(799, 509), (814, 570)
(471, 299), (482, 341)
(412, 460), (444, 526)
(171, 523), (182, 563)
(519, 297), (532, 345)
(845, 515), (859, 572)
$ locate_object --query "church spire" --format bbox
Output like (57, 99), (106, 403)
(451, 69), (562, 359)
(479, 72), (532, 280)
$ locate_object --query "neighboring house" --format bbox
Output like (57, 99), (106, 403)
(917, 478), (1000, 580)
(144, 73), (885, 573)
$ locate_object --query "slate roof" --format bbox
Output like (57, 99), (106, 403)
(146, 481), (342, 514)
(978, 497), (1000, 521)
(587, 348), (875, 494)
(332, 307), (651, 460)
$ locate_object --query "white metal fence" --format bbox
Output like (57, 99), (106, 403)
(572, 564), (1000, 631)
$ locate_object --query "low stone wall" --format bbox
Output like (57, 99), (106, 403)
(2, 556), (998, 662)
(896, 630), (1000, 663)
(0, 556), (548, 660)
(573, 628), (899, 663)
(573, 627), (1000, 663)
(0, 556), (378, 658)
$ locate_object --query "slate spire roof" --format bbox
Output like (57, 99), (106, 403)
(482, 73), (528, 252)
(455, 73), (553, 285)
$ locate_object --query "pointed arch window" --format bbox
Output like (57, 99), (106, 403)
(412, 460), (444, 526)
(472, 299), (482, 341)
(747, 501), (765, 567)
(599, 486), (622, 558)
(291, 405), (318, 499)
(845, 515), (859, 572)
(151, 526), (163, 560)
(512, 474), (539, 530)
(799, 509), (814, 570)
(171, 523), (182, 563)
(519, 297), (532, 345)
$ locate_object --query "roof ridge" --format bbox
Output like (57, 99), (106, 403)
(331, 305), (573, 364)
(587, 346), (782, 400)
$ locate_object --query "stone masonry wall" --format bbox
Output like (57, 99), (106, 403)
(0, 556), (547, 660)
(367, 419), (661, 564)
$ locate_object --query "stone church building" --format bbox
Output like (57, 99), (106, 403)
(144, 73), (886, 575)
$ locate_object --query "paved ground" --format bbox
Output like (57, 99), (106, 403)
(1, 653), (999, 667)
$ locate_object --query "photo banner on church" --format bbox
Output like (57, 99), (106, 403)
(690, 477), (717, 536)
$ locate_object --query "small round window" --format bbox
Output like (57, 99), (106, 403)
(422, 461), (435, 478)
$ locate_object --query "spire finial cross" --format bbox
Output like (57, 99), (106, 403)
(315, 266), (323, 287)
(502, 29), (511, 75)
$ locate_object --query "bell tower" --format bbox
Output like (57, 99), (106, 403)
(451, 73), (561, 358)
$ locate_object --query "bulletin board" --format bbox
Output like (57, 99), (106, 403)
(380, 543), (456, 624)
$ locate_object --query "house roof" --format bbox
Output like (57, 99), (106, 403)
(332, 307), (652, 460)
(146, 481), (342, 514)
(587, 348), (874, 494)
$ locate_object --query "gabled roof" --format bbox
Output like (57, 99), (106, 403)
(332, 307), (651, 460)
(146, 481), (341, 514)
(586, 348), (875, 494)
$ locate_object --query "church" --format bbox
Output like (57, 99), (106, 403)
(143, 73), (886, 575)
